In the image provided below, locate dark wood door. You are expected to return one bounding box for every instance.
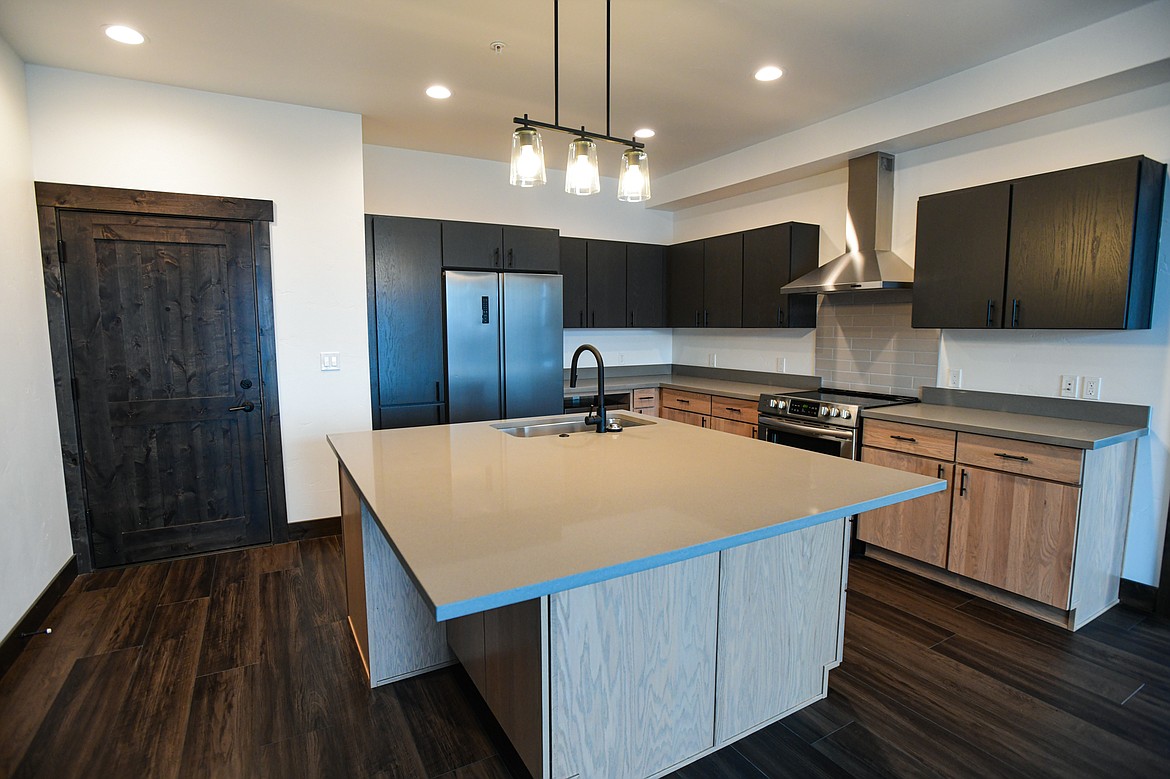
[503,226,560,271]
[587,240,627,328]
[703,233,743,328]
[560,238,588,328]
[1006,159,1144,329]
[626,242,666,327]
[742,223,819,328]
[668,240,704,327]
[368,216,445,426]
[912,182,1011,329]
[59,212,271,567]
[442,221,502,269]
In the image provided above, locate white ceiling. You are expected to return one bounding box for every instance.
[0,0,1155,176]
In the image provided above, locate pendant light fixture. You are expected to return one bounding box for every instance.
[509,0,650,201]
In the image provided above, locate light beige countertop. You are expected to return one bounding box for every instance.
[862,403,1148,449]
[564,373,802,401]
[328,412,943,620]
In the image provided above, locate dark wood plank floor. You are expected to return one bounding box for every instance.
[2,538,1167,778]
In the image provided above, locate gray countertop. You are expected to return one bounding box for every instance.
[564,373,803,402]
[861,403,1148,449]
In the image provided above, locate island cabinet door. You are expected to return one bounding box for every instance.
[549,554,718,779]
[714,518,847,743]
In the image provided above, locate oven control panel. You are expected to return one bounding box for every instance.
[786,398,823,419]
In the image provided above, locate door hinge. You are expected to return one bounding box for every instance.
[57,239,67,264]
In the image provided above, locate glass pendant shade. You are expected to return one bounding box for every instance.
[617,147,651,202]
[510,127,547,187]
[564,137,600,196]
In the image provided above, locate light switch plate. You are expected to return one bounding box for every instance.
[320,351,341,371]
[1060,375,1078,398]
[1082,376,1102,400]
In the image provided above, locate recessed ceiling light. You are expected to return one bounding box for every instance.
[104,25,146,45]
[633,128,655,139]
[426,85,452,100]
[754,65,783,82]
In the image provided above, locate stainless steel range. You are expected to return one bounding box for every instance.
[756,388,919,459]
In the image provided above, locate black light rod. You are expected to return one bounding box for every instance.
[513,116,644,149]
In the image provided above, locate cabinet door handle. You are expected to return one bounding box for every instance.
[493,248,500,267]
[959,468,969,497]
[435,381,441,401]
[986,299,996,327]
[228,401,255,413]
[579,310,584,327]
[704,310,710,327]
[629,311,634,326]
[507,248,514,267]
[890,435,917,443]
[1011,298,1020,328]
[937,464,945,479]
[995,452,1030,462]
[591,311,596,327]
[695,311,700,327]
[777,306,784,327]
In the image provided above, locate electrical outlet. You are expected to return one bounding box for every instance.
[1082,376,1102,400]
[708,352,717,367]
[320,351,341,371]
[946,368,962,388]
[618,352,626,365]
[776,357,787,373]
[1059,375,1078,398]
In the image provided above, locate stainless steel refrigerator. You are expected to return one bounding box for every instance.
[444,271,564,423]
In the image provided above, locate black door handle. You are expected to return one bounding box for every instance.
[493,248,500,267]
[1011,298,1020,328]
[228,401,255,413]
[986,299,996,327]
[507,248,514,267]
[777,306,785,327]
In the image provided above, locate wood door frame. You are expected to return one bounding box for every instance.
[36,182,288,572]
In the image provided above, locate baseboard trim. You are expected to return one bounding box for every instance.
[1119,578,1158,614]
[0,555,79,682]
[288,516,341,541]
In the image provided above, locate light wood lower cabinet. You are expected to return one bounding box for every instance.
[949,466,1079,608]
[859,419,1137,630]
[632,387,659,416]
[661,388,759,438]
[857,447,953,568]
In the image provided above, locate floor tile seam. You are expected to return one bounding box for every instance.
[721,743,777,779]
[430,753,507,779]
[832,665,1034,779]
[191,660,261,682]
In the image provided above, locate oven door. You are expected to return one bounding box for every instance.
[757,416,857,459]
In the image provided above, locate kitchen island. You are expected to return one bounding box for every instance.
[328,412,942,778]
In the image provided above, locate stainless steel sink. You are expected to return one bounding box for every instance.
[495,414,655,438]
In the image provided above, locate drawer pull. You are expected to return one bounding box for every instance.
[937,464,945,479]
[959,468,969,497]
[676,398,690,404]
[725,407,740,413]
[995,452,1030,462]
[890,435,917,443]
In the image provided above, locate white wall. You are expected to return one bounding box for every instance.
[0,41,73,639]
[562,329,672,369]
[25,67,370,524]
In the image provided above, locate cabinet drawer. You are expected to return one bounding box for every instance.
[710,395,758,423]
[709,416,755,438]
[956,433,1083,485]
[632,388,658,408]
[861,419,956,460]
[660,407,707,428]
[662,389,712,415]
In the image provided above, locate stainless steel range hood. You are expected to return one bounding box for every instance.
[782,152,915,294]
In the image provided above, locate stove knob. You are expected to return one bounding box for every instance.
[840,409,851,419]
[829,407,840,418]
[768,398,779,408]
[819,405,829,416]
[776,400,786,411]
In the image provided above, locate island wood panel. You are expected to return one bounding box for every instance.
[861,419,957,460]
[956,433,1083,485]
[339,468,369,677]
[549,554,718,779]
[360,503,452,686]
[483,599,546,779]
[857,447,954,568]
[445,612,486,697]
[714,518,845,744]
[708,416,754,438]
[1069,441,1138,629]
[948,466,1079,609]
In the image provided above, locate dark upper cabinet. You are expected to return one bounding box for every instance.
[561,237,588,328]
[441,220,502,269]
[912,183,1011,329]
[742,223,820,328]
[626,243,666,328]
[503,225,560,272]
[366,215,445,429]
[441,221,559,272]
[703,233,743,328]
[912,156,1165,330]
[586,240,627,328]
[1007,157,1162,329]
[667,240,705,327]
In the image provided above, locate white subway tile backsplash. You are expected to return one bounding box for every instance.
[815,290,939,393]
